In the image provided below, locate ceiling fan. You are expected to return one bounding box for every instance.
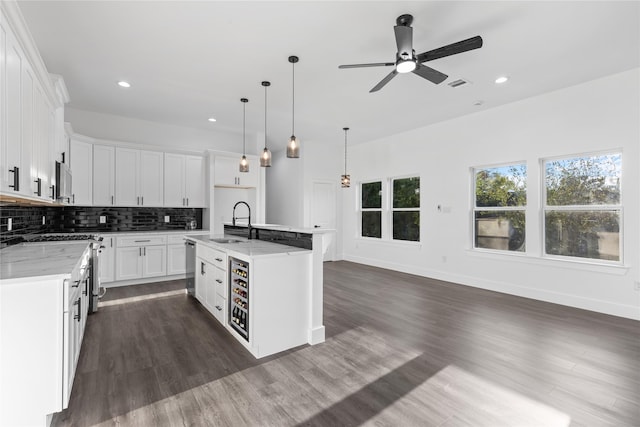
[339,14,483,93]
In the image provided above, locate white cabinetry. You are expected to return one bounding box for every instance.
[93,144,115,206]
[115,235,167,281]
[195,244,227,323]
[164,153,205,207]
[99,235,115,283]
[69,138,92,205]
[115,148,163,206]
[214,155,258,188]
[167,235,186,275]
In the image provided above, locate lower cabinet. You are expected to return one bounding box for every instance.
[115,235,167,281]
[99,235,115,284]
[167,235,186,275]
[195,244,227,325]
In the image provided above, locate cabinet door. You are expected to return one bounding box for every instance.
[99,236,115,284]
[213,292,226,324]
[139,150,164,206]
[184,155,205,207]
[21,62,34,197]
[167,243,186,275]
[115,147,138,206]
[205,262,216,312]
[142,245,166,278]
[214,155,257,188]
[115,246,142,281]
[33,81,50,199]
[164,153,185,207]
[3,26,22,193]
[93,145,115,206]
[69,139,92,205]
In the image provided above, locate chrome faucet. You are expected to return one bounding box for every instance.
[232,201,253,239]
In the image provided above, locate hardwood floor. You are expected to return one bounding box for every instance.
[53,262,640,426]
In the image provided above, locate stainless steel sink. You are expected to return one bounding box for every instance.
[210,238,242,244]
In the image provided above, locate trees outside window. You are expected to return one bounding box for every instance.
[544,152,621,262]
[361,181,382,238]
[473,164,526,252]
[392,177,420,241]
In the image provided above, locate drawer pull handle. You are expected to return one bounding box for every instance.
[215,305,222,311]
[215,279,223,284]
[215,257,223,262]
[135,240,151,243]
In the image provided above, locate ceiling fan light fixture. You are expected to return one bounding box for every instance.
[396,59,416,74]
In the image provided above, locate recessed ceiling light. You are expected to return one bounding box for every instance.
[117,81,131,88]
[495,76,509,84]
[473,100,484,106]
[208,117,217,122]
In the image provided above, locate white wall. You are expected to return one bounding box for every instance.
[66,107,256,154]
[342,69,640,320]
[265,148,305,227]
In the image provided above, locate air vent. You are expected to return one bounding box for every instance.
[448,78,471,88]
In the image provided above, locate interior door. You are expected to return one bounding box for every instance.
[311,181,337,261]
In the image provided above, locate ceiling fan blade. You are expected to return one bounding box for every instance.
[417,35,483,63]
[339,62,394,69]
[412,64,448,84]
[370,70,398,93]
[394,25,413,58]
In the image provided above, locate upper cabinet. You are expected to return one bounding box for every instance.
[164,153,205,207]
[92,144,115,206]
[115,147,163,207]
[0,5,68,202]
[69,138,92,205]
[214,155,258,188]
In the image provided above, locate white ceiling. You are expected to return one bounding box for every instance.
[17,1,640,150]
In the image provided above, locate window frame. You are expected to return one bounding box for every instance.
[472,161,527,254]
[390,175,421,242]
[541,150,623,265]
[359,180,383,239]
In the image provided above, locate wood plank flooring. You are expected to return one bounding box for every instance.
[52,262,640,426]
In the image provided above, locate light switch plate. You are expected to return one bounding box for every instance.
[7,218,12,231]
[164,216,170,223]
[99,215,106,224]
[42,216,46,225]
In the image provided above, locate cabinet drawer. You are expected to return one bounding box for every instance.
[213,294,226,324]
[213,266,226,297]
[116,235,167,247]
[196,244,227,270]
[167,234,186,245]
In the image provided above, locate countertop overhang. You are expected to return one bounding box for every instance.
[1,241,91,282]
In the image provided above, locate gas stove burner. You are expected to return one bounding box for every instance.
[27,234,101,242]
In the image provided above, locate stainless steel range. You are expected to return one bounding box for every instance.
[26,234,105,312]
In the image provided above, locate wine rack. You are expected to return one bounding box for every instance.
[229,257,249,341]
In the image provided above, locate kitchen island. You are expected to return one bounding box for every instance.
[186,234,318,358]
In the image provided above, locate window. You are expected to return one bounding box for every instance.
[361,181,382,238]
[473,164,526,252]
[544,152,621,262]
[392,177,420,241]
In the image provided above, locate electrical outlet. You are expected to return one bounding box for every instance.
[164,216,170,223]
[42,216,46,225]
[99,215,106,224]
[7,218,12,231]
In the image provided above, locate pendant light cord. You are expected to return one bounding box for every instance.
[344,128,348,174]
[264,85,268,149]
[243,101,246,155]
[291,60,295,135]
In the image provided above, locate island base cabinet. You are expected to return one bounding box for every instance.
[230,253,311,359]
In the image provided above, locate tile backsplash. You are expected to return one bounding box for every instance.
[0,205,203,247]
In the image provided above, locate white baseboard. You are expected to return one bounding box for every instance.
[103,273,186,288]
[343,254,639,321]
[308,326,326,345]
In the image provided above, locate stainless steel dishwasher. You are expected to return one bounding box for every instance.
[185,240,196,296]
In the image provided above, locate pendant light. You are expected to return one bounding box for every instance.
[286,55,300,158]
[239,98,249,173]
[260,81,272,167]
[341,127,351,188]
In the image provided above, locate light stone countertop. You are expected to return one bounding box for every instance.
[186,234,311,259]
[1,242,91,283]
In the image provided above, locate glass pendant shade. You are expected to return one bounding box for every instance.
[341,174,351,188]
[239,98,249,172]
[260,147,272,167]
[239,155,249,172]
[287,135,300,158]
